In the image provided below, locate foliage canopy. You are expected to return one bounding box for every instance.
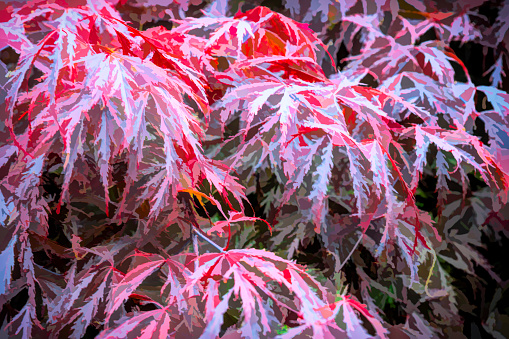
[0,0,508,337]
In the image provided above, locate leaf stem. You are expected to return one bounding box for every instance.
[192,229,199,270]
[191,224,224,252]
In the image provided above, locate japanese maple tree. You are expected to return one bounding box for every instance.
[0,0,508,338]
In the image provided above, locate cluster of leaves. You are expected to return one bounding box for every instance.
[0,0,508,337]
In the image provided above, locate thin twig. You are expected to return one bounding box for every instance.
[179,198,225,253]
[191,224,224,252]
[337,231,364,272]
[192,229,199,271]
